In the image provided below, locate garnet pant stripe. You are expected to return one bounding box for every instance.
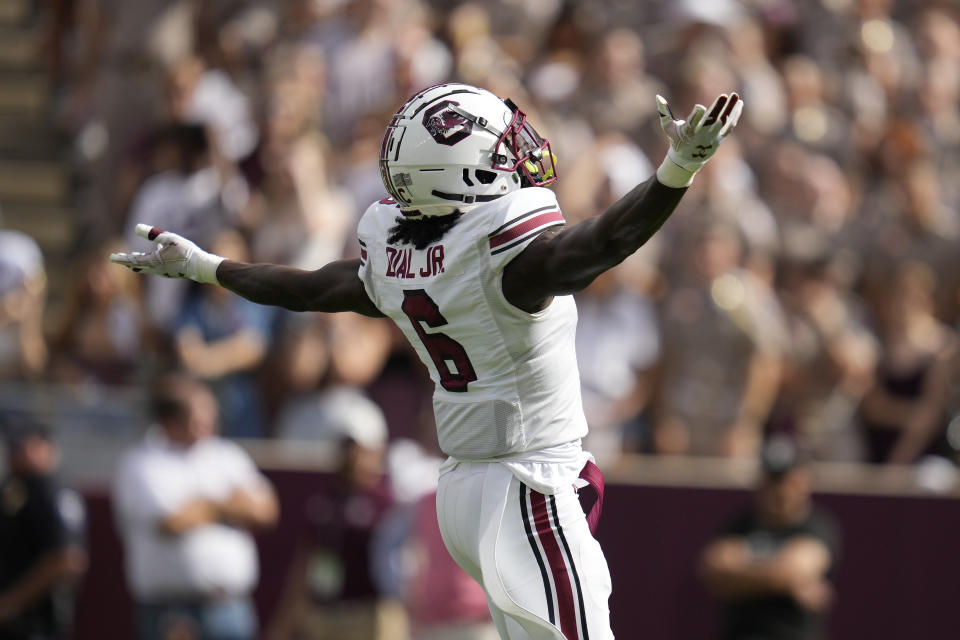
[523,484,589,640]
[530,489,576,636]
[549,494,590,640]
[520,484,555,625]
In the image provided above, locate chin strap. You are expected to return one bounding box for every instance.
[431,189,506,204]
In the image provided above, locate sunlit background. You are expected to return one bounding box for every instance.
[1,0,958,638]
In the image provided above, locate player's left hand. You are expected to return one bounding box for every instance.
[656,92,743,188]
[109,224,223,284]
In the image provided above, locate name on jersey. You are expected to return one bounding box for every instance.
[385,245,445,278]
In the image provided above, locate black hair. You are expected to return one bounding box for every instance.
[150,373,204,424]
[151,123,209,174]
[387,211,464,250]
[1,413,52,448]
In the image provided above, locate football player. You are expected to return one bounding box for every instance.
[111,83,742,639]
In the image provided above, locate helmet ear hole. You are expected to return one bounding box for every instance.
[475,169,497,185]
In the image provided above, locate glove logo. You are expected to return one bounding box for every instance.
[691,144,713,159]
[423,100,473,146]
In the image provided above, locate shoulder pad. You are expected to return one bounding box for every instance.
[486,188,564,256]
[358,197,402,235]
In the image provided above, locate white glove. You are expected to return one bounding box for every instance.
[109,224,224,284]
[656,92,744,188]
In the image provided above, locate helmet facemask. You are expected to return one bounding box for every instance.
[491,99,558,187]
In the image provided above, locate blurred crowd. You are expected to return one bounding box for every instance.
[3,0,960,470]
[1,1,957,638]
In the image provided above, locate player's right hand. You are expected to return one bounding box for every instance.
[655,92,743,188]
[109,224,223,284]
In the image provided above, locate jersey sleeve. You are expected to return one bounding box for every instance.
[111,452,174,528]
[25,481,83,552]
[803,509,842,566]
[54,488,87,546]
[356,201,382,308]
[485,187,565,271]
[216,439,269,495]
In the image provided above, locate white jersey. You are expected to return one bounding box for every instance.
[357,187,589,465]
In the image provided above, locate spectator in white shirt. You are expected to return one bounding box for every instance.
[113,374,279,640]
[0,229,48,381]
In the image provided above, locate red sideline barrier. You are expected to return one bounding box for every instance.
[74,470,960,639]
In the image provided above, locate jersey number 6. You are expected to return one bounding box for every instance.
[401,289,478,392]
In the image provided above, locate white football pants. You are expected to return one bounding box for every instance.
[436,461,614,640]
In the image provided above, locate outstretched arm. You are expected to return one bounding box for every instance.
[217,259,383,316]
[110,225,383,317]
[503,176,685,312]
[503,93,742,313]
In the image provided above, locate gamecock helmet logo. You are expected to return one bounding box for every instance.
[422,100,473,146]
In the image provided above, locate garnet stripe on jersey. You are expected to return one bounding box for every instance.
[549,494,589,640]
[520,485,555,625]
[488,205,556,238]
[489,210,564,249]
[490,220,565,256]
[530,490,579,638]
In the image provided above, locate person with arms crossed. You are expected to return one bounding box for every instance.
[112,374,279,640]
[700,437,840,640]
[111,83,742,639]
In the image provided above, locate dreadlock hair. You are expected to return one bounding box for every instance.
[387,211,464,250]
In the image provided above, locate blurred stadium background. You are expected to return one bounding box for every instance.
[1,0,959,638]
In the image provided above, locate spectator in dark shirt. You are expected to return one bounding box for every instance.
[700,437,840,640]
[859,262,956,465]
[267,409,397,640]
[0,419,87,640]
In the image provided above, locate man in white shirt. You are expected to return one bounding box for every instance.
[113,375,279,640]
[0,229,48,380]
